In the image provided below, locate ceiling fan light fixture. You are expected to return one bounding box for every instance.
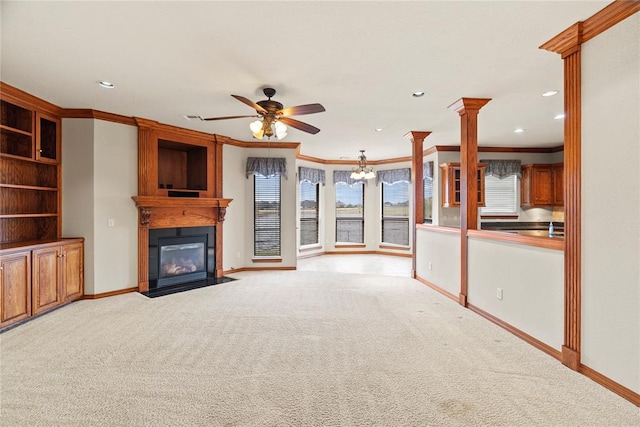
[249,119,263,133]
[274,121,288,140]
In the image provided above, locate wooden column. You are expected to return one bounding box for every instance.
[448,98,491,306]
[541,23,583,371]
[404,131,431,278]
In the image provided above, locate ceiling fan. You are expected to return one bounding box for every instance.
[201,87,325,140]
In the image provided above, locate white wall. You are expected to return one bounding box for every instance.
[222,144,246,270]
[61,119,137,295]
[467,237,564,349]
[62,119,95,292]
[229,146,298,268]
[415,227,461,297]
[92,121,138,294]
[581,13,639,393]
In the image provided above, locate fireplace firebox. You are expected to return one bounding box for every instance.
[148,227,215,289]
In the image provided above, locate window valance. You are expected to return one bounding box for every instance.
[376,168,411,186]
[333,170,366,186]
[246,157,287,179]
[423,161,434,179]
[480,159,522,179]
[299,167,326,186]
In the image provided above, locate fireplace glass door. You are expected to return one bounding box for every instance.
[157,235,207,287]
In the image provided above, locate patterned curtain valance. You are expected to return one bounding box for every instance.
[246,157,287,179]
[423,161,434,179]
[333,170,367,186]
[376,168,411,186]
[480,159,522,179]
[299,167,326,186]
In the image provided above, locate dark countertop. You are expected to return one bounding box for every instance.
[481,222,564,239]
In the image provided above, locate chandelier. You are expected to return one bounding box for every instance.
[350,150,375,180]
[249,118,288,140]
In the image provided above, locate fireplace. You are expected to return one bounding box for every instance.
[148,227,215,289]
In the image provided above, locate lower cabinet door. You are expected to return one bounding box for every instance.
[0,251,32,327]
[62,242,84,302]
[32,247,61,315]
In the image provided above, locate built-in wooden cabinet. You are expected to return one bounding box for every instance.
[521,163,564,207]
[552,163,564,206]
[1,85,84,330]
[440,162,486,207]
[1,98,61,242]
[1,239,83,328]
[0,251,31,328]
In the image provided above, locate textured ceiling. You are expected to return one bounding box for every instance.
[1,1,607,161]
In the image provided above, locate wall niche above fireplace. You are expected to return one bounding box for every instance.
[158,138,207,197]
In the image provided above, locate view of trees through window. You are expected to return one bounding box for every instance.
[254,174,281,257]
[299,181,319,246]
[335,182,364,243]
[382,181,409,245]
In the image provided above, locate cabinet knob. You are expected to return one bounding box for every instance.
[0,266,3,271]
[39,149,43,153]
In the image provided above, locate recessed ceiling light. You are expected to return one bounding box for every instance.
[98,81,115,89]
[554,113,565,120]
[412,91,425,98]
[542,90,558,97]
[514,128,525,133]
[375,128,383,132]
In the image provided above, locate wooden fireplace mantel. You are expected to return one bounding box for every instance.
[131,196,232,228]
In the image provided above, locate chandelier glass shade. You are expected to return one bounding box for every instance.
[249,118,288,140]
[350,150,375,180]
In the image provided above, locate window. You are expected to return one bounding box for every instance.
[481,174,517,215]
[423,176,433,223]
[254,174,281,257]
[381,181,410,245]
[335,182,364,243]
[300,180,319,246]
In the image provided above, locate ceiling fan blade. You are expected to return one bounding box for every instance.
[279,117,321,135]
[201,115,260,121]
[231,94,268,114]
[278,103,325,117]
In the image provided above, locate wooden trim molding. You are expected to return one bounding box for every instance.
[415,276,458,302]
[467,303,561,361]
[251,258,283,263]
[82,287,138,299]
[467,229,564,251]
[416,224,461,235]
[579,364,640,406]
[0,82,63,117]
[61,109,137,126]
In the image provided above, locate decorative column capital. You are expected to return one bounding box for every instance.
[448,98,491,115]
[403,131,432,144]
[540,22,583,58]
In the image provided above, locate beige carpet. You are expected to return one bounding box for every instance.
[1,270,638,426]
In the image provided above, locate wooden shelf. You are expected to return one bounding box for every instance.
[0,183,57,191]
[0,213,58,219]
[0,124,32,137]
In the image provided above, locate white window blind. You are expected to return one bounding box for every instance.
[300,181,319,246]
[254,174,281,256]
[481,174,517,214]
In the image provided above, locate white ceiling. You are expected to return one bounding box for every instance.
[1,1,607,161]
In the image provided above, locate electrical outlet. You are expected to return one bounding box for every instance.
[428,262,432,270]
[496,288,503,300]
[107,219,115,227]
